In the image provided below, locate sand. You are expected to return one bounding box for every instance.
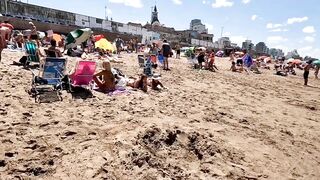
[0,49,319,179]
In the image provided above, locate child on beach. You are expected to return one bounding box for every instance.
[230,61,241,72]
[207,51,218,72]
[93,61,115,92]
[303,61,313,86]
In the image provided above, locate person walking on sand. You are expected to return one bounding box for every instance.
[175,44,181,59]
[161,40,171,71]
[303,60,313,86]
[229,51,235,62]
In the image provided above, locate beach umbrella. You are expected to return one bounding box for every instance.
[235,51,244,55]
[94,34,104,42]
[52,33,62,43]
[292,59,302,64]
[95,38,115,51]
[66,28,92,49]
[312,60,320,66]
[152,40,163,47]
[196,47,206,51]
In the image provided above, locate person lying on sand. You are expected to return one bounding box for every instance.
[147,76,165,91]
[127,74,148,92]
[93,61,115,92]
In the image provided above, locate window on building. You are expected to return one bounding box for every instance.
[96,18,103,24]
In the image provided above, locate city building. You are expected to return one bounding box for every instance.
[218,37,231,49]
[286,49,300,59]
[242,40,253,50]
[269,48,284,58]
[255,42,268,55]
[190,19,208,34]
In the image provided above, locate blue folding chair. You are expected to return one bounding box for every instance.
[31,58,67,103]
[25,41,40,66]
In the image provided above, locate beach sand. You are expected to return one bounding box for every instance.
[0,49,319,179]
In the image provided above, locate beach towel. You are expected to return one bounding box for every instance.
[243,54,253,68]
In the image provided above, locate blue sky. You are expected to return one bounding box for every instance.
[23,0,319,57]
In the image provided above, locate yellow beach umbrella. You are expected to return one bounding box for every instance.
[95,38,115,51]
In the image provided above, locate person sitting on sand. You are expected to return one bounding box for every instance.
[275,63,287,76]
[46,39,63,57]
[197,51,205,69]
[230,61,242,72]
[81,48,90,59]
[147,75,165,91]
[93,61,115,92]
[285,63,296,75]
[127,74,148,92]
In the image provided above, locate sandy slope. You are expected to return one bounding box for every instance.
[0,49,319,179]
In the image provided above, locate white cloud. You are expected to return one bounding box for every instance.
[267,36,288,44]
[172,0,183,5]
[202,0,210,4]
[287,17,308,25]
[242,0,251,4]
[302,26,316,34]
[251,15,257,21]
[212,0,234,8]
[266,23,284,29]
[229,35,247,46]
[304,36,315,43]
[298,46,320,58]
[269,28,289,32]
[109,0,143,8]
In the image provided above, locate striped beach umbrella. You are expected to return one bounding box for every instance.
[66,28,92,49]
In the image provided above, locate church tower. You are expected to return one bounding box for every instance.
[151,6,160,26]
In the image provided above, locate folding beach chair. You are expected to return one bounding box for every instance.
[138,55,145,67]
[31,57,67,103]
[25,41,40,66]
[69,60,96,90]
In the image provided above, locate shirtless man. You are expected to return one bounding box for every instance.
[303,61,313,86]
[93,61,115,92]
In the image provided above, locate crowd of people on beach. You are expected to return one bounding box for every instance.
[0,20,169,95]
[0,19,319,100]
